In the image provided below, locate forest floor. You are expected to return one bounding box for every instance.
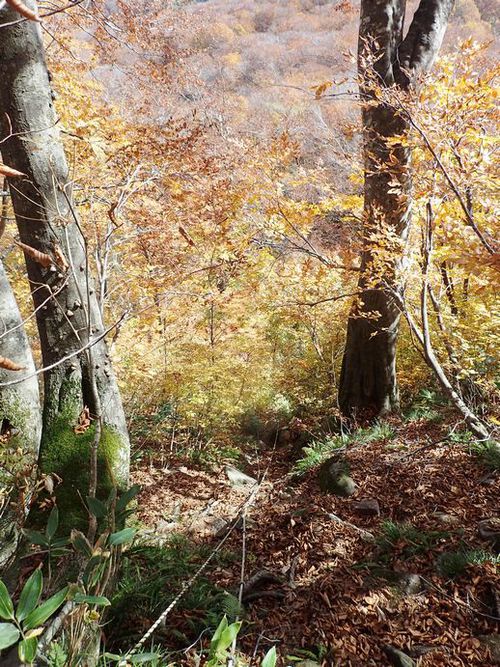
[129,416,499,666]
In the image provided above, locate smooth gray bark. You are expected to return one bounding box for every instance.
[0,1,129,490]
[0,259,41,570]
[339,0,455,417]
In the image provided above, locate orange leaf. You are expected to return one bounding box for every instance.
[15,240,53,268]
[0,355,26,371]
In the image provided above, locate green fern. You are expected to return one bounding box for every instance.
[221,591,244,622]
[292,436,345,476]
[437,549,500,578]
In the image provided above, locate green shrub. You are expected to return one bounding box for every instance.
[105,536,235,651]
[377,521,449,556]
[436,549,500,578]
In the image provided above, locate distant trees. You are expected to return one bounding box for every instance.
[0,1,129,521]
[339,0,455,418]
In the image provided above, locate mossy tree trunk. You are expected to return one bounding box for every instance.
[339,0,455,418]
[0,1,130,520]
[0,259,41,570]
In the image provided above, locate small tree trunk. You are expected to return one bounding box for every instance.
[338,0,455,417]
[0,259,41,570]
[0,1,129,524]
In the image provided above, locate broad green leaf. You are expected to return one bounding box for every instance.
[116,484,141,513]
[22,530,48,547]
[18,636,38,664]
[51,537,70,549]
[73,593,110,607]
[109,527,136,546]
[86,496,107,519]
[0,622,20,650]
[70,530,93,557]
[0,581,14,620]
[16,569,42,622]
[130,654,161,664]
[217,621,242,653]
[261,646,277,667]
[23,587,68,631]
[106,486,117,508]
[46,506,59,540]
[209,615,228,653]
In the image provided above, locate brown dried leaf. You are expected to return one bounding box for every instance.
[0,163,25,178]
[53,243,69,271]
[74,406,91,434]
[15,240,53,268]
[178,225,195,247]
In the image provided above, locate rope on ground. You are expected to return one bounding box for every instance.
[119,474,266,665]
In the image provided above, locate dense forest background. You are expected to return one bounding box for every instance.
[0,0,498,665]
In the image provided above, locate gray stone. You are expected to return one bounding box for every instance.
[225,465,257,487]
[383,645,415,667]
[318,458,356,496]
[433,511,460,527]
[478,518,500,553]
[397,573,423,595]
[353,498,380,516]
[479,634,500,664]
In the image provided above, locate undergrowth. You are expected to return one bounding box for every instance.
[470,440,500,471]
[436,548,500,578]
[292,422,398,476]
[105,535,237,653]
[376,521,450,557]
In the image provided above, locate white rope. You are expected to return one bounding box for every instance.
[118,482,262,665]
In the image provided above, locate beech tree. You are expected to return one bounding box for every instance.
[0,259,41,569]
[0,1,130,509]
[339,0,455,417]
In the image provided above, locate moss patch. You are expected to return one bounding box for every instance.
[39,418,123,533]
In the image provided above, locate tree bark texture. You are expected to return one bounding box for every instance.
[339,0,455,417]
[0,2,130,510]
[0,259,41,570]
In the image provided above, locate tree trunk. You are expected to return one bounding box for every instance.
[339,0,455,418]
[0,1,129,526]
[0,259,41,570]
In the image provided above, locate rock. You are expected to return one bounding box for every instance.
[318,457,356,497]
[353,498,380,517]
[225,465,257,487]
[295,662,321,667]
[433,511,461,527]
[478,518,500,553]
[479,634,500,664]
[408,645,436,658]
[397,573,423,595]
[383,645,416,667]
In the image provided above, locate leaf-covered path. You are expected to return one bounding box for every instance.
[131,418,499,666]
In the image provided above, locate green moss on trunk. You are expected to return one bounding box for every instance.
[40,418,124,532]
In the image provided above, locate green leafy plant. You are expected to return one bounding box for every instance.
[0,569,67,664]
[404,388,445,422]
[205,616,277,667]
[292,435,346,476]
[377,521,449,556]
[105,537,235,651]
[436,549,500,578]
[206,615,242,667]
[469,439,500,471]
[355,422,396,443]
[23,506,70,581]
